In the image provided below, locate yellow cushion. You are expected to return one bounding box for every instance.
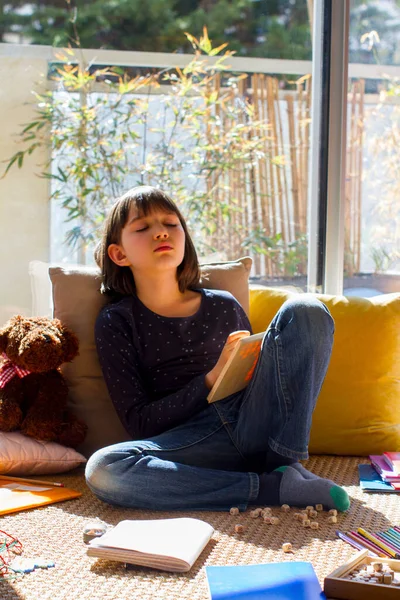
[249,287,400,456]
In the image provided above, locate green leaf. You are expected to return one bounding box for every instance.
[2,152,23,176]
[57,167,68,182]
[22,121,40,134]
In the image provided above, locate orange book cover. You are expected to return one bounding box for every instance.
[0,478,81,516]
[207,332,264,404]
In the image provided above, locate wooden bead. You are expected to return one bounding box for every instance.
[328,509,337,517]
[366,565,374,575]
[270,517,280,525]
[282,542,292,553]
[280,504,290,512]
[263,516,272,524]
[309,510,318,519]
[302,519,310,527]
[235,524,244,533]
[250,508,262,518]
[229,507,239,516]
[327,515,337,524]
[315,504,323,512]
[310,521,319,530]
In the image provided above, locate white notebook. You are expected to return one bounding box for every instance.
[87,517,214,572]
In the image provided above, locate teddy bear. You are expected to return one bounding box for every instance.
[0,315,87,448]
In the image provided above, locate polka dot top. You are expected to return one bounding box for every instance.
[95,288,252,440]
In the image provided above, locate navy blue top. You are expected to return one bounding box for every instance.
[95,288,252,440]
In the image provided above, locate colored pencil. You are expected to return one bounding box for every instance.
[380,529,400,551]
[388,527,400,544]
[354,529,392,558]
[357,527,400,559]
[347,531,382,556]
[338,527,400,559]
[336,531,373,554]
[0,475,64,488]
[375,532,400,554]
[349,531,387,557]
[380,532,400,551]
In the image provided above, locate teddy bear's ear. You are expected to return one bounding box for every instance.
[60,324,80,363]
[0,321,12,353]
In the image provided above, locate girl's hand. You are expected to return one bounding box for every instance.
[205,330,251,389]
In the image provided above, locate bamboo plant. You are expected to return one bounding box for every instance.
[4,28,274,264]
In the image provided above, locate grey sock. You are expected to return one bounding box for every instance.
[290,463,320,480]
[276,465,350,512]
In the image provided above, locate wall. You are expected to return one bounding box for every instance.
[0,49,50,323]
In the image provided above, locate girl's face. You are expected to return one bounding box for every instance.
[108,203,186,277]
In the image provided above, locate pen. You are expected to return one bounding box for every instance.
[357,527,400,559]
[0,475,64,488]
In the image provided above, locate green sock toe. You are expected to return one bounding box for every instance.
[274,466,289,473]
[278,465,350,511]
[330,485,350,512]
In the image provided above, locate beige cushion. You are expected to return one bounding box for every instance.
[49,257,252,457]
[198,257,252,315]
[0,431,86,475]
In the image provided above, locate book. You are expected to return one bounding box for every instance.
[86,517,214,572]
[358,464,400,493]
[0,478,81,516]
[207,331,265,403]
[205,561,326,600]
[369,455,400,482]
[383,452,400,475]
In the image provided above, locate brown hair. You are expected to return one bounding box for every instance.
[95,185,201,298]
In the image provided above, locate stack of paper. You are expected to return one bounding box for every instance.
[359,454,400,492]
[87,517,214,572]
[360,452,400,492]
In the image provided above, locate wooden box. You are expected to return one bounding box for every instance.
[324,549,400,599]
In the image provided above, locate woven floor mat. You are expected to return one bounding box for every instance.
[1,455,398,600]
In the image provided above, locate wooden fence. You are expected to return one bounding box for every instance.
[206,74,364,278]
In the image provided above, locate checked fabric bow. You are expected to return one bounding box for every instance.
[0,353,31,389]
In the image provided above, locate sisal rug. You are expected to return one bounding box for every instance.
[1,455,398,600]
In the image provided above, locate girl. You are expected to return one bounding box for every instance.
[85,185,350,513]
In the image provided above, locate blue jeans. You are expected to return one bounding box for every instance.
[86,296,334,511]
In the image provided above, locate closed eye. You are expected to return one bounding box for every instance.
[135,223,178,232]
